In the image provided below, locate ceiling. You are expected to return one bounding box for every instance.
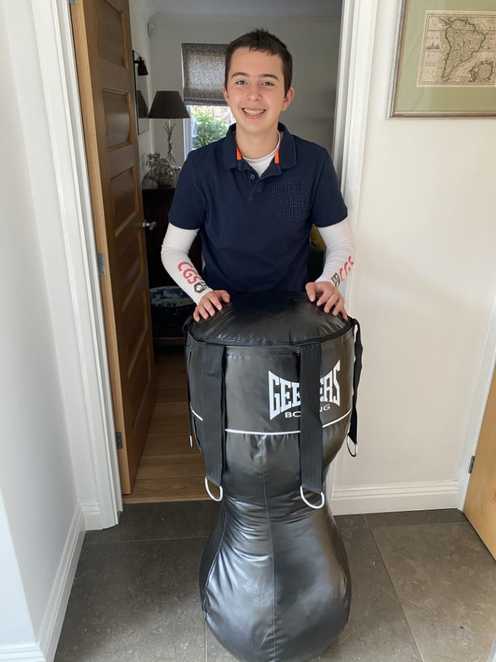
[146,0,342,18]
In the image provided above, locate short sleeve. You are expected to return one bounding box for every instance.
[168,153,206,230]
[310,149,348,227]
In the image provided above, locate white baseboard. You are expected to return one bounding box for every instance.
[80,500,103,531]
[329,479,460,515]
[0,505,85,662]
[0,643,45,661]
[39,505,85,662]
[32,505,84,662]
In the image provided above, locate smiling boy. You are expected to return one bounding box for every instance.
[161,29,354,322]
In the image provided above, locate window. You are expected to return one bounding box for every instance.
[181,43,234,155]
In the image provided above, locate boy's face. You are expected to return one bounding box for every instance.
[224,47,294,135]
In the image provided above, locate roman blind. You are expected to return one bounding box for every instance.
[182,43,228,106]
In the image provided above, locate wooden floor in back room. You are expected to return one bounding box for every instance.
[123,346,208,504]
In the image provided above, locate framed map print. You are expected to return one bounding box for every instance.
[390,0,496,116]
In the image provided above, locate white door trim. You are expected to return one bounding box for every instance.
[28,0,377,527]
[30,0,122,528]
[327,0,378,498]
[457,293,496,509]
[333,0,378,225]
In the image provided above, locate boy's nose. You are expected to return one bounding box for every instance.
[246,93,262,104]
[246,84,262,100]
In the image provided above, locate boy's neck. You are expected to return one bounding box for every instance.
[235,124,280,160]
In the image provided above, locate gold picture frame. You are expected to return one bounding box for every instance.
[389,0,496,117]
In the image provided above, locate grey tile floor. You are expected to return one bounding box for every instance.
[55,504,496,662]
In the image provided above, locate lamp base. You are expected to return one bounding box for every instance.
[143,152,178,188]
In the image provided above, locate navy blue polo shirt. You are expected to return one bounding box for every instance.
[168,121,347,294]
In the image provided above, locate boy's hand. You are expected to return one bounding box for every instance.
[305,281,348,320]
[193,290,231,322]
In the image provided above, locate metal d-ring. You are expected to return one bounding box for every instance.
[204,476,224,502]
[346,436,357,457]
[299,485,325,510]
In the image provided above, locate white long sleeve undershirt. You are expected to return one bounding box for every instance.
[161,218,354,305]
[315,220,355,289]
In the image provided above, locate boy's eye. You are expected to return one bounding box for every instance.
[233,80,274,87]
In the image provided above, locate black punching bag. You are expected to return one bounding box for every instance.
[183,292,363,662]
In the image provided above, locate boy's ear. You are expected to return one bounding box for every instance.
[223,87,229,103]
[282,86,295,110]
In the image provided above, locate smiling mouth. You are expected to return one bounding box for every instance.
[242,108,266,118]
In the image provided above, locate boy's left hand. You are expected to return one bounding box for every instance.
[305,281,348,320]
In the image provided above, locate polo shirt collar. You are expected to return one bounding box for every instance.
[221,121,296,171]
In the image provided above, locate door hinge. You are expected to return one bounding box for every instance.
[116,432,123,450]
[97,252,105,276]
[468,455,476,474]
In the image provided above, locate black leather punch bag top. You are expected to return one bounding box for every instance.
[183,291,363,662]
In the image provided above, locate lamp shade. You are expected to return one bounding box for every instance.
[148,91,190,119]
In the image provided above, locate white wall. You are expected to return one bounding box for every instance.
[0,0,84,657]
[332,0,496,512]
[129,0,155,176]
[0,496,35,648]
[148,12,341,164]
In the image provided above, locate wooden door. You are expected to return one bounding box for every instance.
[464,367,496,559]
[70,0,155,493]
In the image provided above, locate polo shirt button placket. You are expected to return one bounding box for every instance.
[248,171,257,200]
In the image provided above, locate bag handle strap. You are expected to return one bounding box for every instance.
[184,344,198,450]
[198,343,226,489]
[347,318,363,457]
[299,342,324,494]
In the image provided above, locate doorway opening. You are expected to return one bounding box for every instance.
[70,0,348,504]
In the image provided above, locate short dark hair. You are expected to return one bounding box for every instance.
[224,29,293,96]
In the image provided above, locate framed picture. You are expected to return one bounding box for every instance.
[389,0,496,116]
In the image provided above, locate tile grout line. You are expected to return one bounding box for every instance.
[364,514,428,662]
[84,534,212,546]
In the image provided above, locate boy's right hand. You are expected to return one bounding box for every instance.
[193,290,231,322]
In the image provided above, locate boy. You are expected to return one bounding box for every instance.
[161,29,353,322]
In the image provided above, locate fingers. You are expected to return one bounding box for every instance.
[305,282,317,302]
[203,297,219,317]
[313,285,347,318]
[308,283,348,319]
[324,295,348,319]
[193,290,231,322]
[308,281,336,307]
[323,293,339,313]
[317,291,331,306]
[332,297,347,318]
[193,305,209,321]
[330,299,348,320]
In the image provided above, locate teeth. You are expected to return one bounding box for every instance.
[243,109,265,116]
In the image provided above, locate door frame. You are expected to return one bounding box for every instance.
[29,0,123,527]
[28,0,460,528]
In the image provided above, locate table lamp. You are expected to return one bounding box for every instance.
[148,90,190,170]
